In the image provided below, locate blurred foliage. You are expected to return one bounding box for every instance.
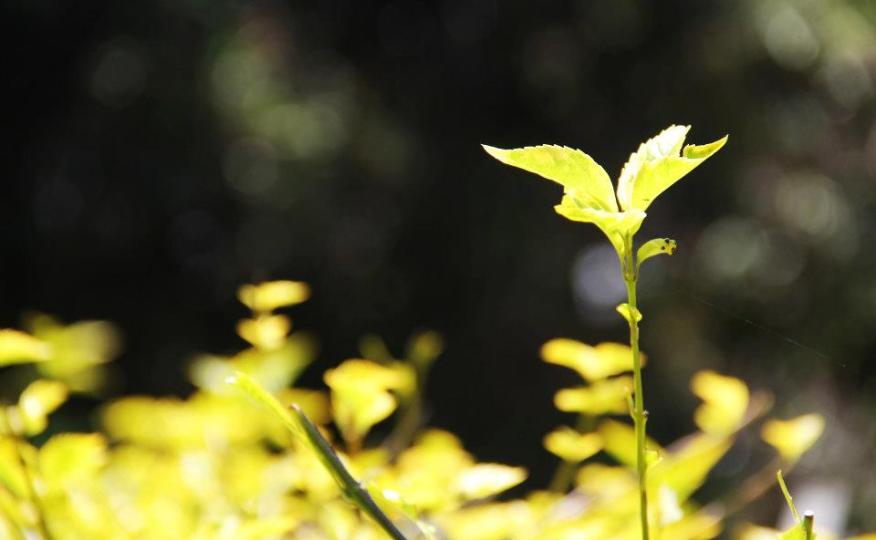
[0,281,866,539]
[6,0,876,534]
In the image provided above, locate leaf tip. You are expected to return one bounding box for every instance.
[481,144,506,161]
[712,134,729,150]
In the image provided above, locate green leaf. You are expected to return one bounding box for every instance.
[554,196,645,257]
[16,379,68,436]
[236,314,291,351]
[779,525,808,540]
[323,359,413,444]
[237,280,310,313]
[598,419,661,469]
[616,125,727,211]
[405,330,444,369]
[543,427,602,462]
[616,303,643,324]
[637,238,678,268]
[27,315,121,393]
[554,376,633,416]
[690,370,749,436]
[650,432,733,503]
[38,433,106,490]
[0,330,51,366]
[540,340,641,382]
[762,414,824,463]
[482,144,618,212]
[0,438,30,498]
[453,463,527,499]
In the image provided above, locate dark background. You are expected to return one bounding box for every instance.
[4,0,876,533]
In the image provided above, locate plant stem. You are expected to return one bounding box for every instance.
[384,394,423,458]
[228,373,408,538]
[290,405,408,540]
[385,360,432,459]
[803,511,814,540]
[623,240,649,540]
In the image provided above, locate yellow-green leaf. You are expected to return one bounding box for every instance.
[0,438,30,498]
[617,125,727,211]
[575,462,638,498]
[277,387,331,425]
[650,432,733,503]
[762,414,825,463]
[190,333,314,394]
[543,427,602,462]
[17,379,68,436]
[38,433,107,489]
[482,144,618,212]
[737,524,786,540]
[541,340,641,382]
[331,385,398,445]
[779,523,809,540]
[660,510,723,540]
[616,303,643,324]
[554,196,646,257]
[0,330,50,365]
[324,359,413,393]
[454,463,527,500]
[394,429,474,510]
[236,314,291,351]
[437,500,535,540]
[637,238,677,268]
[554,376,633,416]
[406,330,444,369]
[599,419,661,469]
[237,280,310,313]
[690,370,749,436]
[658,485,684,526]
[27,315,120,393]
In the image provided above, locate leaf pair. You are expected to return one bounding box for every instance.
[483,126,727,260]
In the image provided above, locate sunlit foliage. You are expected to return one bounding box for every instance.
[0,124,868,539]
[0,277,861,539]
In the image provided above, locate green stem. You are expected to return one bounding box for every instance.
[624,239,649,540]
[384,361,432,458]
[776,470,801,522]
[384,395,422,458]
[290,405,408,540]
[547,460,576,494]
[803,511,814,540]
[228,373,408,538]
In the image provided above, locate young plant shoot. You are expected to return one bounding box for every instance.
[483,125,728,539]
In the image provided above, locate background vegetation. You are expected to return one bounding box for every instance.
[5,0,876,534]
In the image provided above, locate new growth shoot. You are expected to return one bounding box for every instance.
[484,125,727,539]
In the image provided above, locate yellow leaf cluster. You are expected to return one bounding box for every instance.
[0,282,852,540]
